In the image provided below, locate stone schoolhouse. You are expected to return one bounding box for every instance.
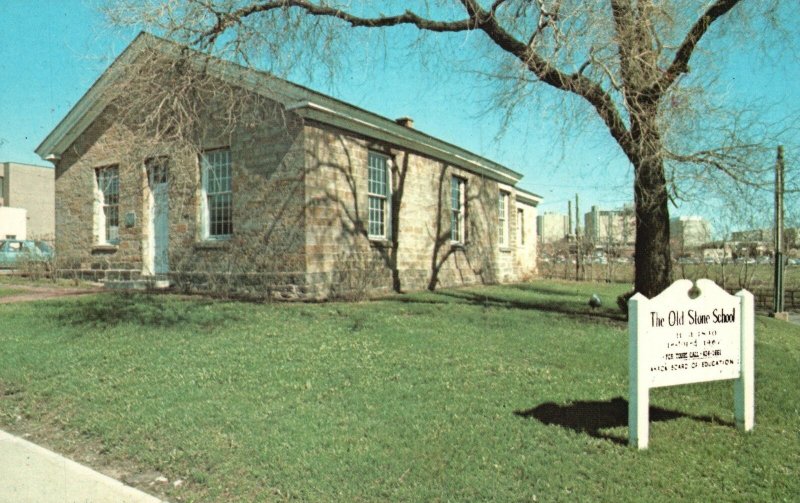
[36,33,541,299]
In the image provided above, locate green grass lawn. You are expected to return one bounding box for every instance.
[0,281,797,502]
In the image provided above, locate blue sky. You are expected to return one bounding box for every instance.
[1,1,798,230]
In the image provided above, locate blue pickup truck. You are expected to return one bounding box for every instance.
[0,240,54,268]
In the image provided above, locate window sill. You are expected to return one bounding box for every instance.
[194,240,230,250]
[499,247,512,253]
[450,242,466,250]
[369,238,392,249]
[92,244,118,253]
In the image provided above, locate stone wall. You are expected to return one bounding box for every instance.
[54,91,310,296]
[56,108,141,279]
[166,100,309,297]
[302,122,532,297]
[54,82,536,298]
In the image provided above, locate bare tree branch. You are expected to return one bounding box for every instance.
[185,0,638,162]
[197,0,476,46]
[657,0,743,95]
[665,145,768,186]
[100,0,793,298]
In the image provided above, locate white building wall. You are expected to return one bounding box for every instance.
[0,207,27,239]
[537,212,569,244]
[2,162,55,240]
[515,200,539,276]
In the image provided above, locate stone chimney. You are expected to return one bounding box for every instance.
[395,116,414,128]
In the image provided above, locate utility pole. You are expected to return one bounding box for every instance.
[773,145,786,316]
[575,194,582,281]
[568,200,573,236]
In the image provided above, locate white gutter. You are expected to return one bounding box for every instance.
[515,188,543,207]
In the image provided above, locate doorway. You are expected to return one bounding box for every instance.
[146,158,169,275]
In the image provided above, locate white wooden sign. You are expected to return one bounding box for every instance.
[629,279,754,449]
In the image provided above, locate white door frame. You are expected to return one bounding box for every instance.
[146,160,169,275]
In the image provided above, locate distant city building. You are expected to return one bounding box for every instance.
[537,212,569,244]
[703,247,731,263]
[584,205,635,246]
[730,227,799,249]
[0,162,55,240]
[670,216,712,249]
[731,229,771,243]
[0,207,27,239]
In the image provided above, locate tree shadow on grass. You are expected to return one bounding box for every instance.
[515,396,734,445]
[380,295,453,306]
[53,292,227,330]
[507,283,606,297]
[428,290,627,325]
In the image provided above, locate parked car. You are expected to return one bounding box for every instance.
[0,240,54,268]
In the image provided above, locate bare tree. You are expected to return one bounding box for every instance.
[101,0,797,296]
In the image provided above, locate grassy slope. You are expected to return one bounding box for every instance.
[0,281,797,502]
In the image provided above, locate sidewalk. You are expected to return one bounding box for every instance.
[0,429,166,503]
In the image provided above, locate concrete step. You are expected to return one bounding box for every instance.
[103,278,171,291]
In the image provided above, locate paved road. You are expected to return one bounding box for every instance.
[0,430,166,503]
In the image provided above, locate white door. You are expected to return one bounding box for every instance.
[148,161,169,274]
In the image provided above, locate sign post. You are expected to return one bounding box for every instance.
[628,279,754,449]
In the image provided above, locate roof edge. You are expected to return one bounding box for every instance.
[36,32,526,188]
[36,32,154,160]
[515,187,543,207]
[290,101,522,185]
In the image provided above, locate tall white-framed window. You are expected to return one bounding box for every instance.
[498,190,510,247]
[200,148,232,240]
[95,165,119,245]
[517,208,525,246]
[451,176,466,243]
[367,151,390,239]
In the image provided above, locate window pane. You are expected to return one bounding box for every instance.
[96,166,120,244]
[368,152,389,237]
[106,205,119,242]
[368,153,387,196]
[202,149,232,238]
[451,178,460,211]
[147,157,168,184]
[451,177,464,243]
[209,193,232,237]
[498,192,507,245]
[368,196,385,237]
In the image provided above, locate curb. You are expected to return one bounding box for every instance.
[0,429,167,503]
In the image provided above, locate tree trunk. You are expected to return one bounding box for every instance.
[632,113,672,298]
